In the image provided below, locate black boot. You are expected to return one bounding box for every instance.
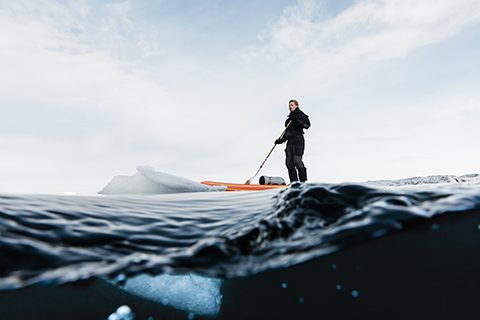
[298,167,307,182]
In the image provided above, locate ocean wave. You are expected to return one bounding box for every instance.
[1,173,479,290]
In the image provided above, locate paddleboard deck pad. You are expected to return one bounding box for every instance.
[201,181,287,191]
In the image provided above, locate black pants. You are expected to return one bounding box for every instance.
[285,136,307,183]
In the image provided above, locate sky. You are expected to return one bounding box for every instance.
[0,0,479,194]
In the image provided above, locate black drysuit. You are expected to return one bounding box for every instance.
[276,108,311,183]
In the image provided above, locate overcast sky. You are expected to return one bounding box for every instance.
[1,0,479,194]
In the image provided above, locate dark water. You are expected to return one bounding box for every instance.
[1,175,480,291]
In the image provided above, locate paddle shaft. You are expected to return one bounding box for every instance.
[245,120,292,184]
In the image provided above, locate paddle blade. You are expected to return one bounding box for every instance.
[244,178,252,185]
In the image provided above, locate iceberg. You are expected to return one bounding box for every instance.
[118,273,223,316]
[98,166,226,195]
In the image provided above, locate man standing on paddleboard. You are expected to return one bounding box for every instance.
[275,99,311,183]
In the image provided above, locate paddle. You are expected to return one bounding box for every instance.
[245,120,292,185]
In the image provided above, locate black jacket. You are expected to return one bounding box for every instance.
[279,108,310,143]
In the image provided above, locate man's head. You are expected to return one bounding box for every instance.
[289,99,299,112]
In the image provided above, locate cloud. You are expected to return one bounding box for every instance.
[251,0,480,71]
[0,1,276,193]
[0,1,184,146]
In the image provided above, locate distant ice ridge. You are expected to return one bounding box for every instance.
[366,173,480,187]
[98,166,226,195]
[118,273,223,316]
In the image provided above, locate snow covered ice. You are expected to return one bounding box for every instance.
[98,166,226,195]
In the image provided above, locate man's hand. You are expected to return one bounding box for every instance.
[275,138,284,145]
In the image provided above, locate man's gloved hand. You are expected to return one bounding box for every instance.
[275,138,284,145]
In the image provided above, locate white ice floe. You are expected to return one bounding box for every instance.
[366,173,480,187]
[98,166,226,195]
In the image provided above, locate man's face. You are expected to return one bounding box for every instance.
[289,102,298,112]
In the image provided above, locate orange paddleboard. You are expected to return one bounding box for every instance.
[201,181,287,192]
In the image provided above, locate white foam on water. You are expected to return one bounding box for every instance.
[98,166,226,195]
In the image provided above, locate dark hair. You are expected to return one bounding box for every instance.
[289,99,299,106]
